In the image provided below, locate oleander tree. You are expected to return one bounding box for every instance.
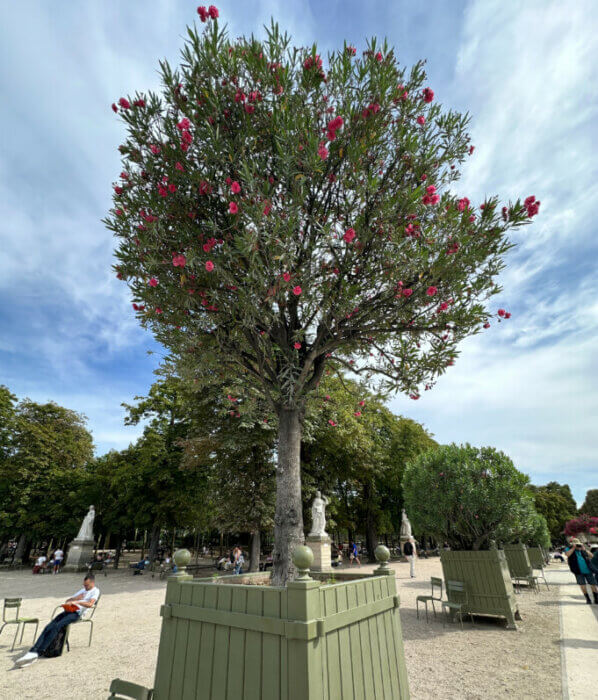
[402,444,538,550]
[564,514,598,538]
[105,7,540,583]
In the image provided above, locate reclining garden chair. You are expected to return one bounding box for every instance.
[108,678,153,699]
[0,598,39,651]
[442,580,474,630]
[416,576,443,622]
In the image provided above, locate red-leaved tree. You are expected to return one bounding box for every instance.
[564,515,598,538]
[105,9,540,584]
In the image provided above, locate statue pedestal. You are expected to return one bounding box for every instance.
[306,535,332,572]
[64,538,94,572]
[399,537,409,559]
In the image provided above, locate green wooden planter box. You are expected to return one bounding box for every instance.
[440,549,519,629]
[152,563,409,699]
[526,547,545,570]
[503,543,533,578]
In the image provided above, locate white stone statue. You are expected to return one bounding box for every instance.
[76,505,95,542]
[400,508,412,540]
[308,491,329,537]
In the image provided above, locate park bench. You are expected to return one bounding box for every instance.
[87,561,108,577]
[0,598,39,651]
[108,678,153,699]
[416,576,443,622]
[52,592,101,648]
[442,580,474,630]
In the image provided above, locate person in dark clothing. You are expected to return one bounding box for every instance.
[16,574,99,666]
[565,538,598,604]
[403,538,417,577]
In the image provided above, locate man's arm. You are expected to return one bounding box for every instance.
[564,547,576,558]
[65,592,85,603]
[77,598,97,608]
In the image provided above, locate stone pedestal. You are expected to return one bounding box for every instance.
[64,538,94,572]
[306,535,332,572]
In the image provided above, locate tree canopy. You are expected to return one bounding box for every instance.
[579,489,598,518]
[105,8,540,582]
[403,444,541,550]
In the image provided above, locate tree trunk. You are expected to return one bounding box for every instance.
[148,523,161,561]
[363,483,378,563]
[272,407,304,586]
[114,534,123,569]
[249,530,261,572]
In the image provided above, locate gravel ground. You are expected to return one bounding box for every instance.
[0,558,561,699]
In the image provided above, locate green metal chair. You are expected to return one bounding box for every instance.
[108,678,153,699]
[0,598,39,651]
[442,580,474,630]
[52,592,100,647]
[416,576,443,622]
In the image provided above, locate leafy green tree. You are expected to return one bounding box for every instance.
[106,11,539,582]
[0,386,16,463]
[529,486,575,542]
[303,376,436,559]
[403,444,536,550]
[580,489,598,517]
[0,399,94,553]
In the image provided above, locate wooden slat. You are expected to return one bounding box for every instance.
[211,585,233,700]
[261,589,282,700]
[182,584,204,700]
[153,579,183,699]
[242,588,263,700]
[196,585,217,700]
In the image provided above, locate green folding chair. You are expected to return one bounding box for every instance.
[416,576,443,622]
[442,580,474,630]
[0,598,39,651]
[52,592,101,647]
[108,678,153,699]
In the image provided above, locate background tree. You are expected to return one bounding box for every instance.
[403,444,538,550]
[0,398,94,560]
[106,10,539,583]
[302,375,436,559]
[528,484,576,542]
[579,489,598,517]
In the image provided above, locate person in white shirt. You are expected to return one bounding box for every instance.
[16,574,100,666]
[52,549,64,574]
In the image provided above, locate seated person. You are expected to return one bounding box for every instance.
[133,557,151,575]
[16,574,99,666]
[33,554,47,574]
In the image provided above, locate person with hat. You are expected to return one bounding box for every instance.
[565,537,598,604]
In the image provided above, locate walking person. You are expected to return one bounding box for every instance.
[349,541,361,566]
[15,574,100,666]
[565,538,598,604]
[52,547,64,574]
[403,537,417,578]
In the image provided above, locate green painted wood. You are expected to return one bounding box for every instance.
[152,572,409,700]
[503,544,533,578]
[242,588,263,700]
[527,547,544,569]
[441,550,518,629]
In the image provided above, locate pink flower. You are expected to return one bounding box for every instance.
[346,46,356,56]
[199,181,212,195]
[426,185,437,194]
[208,5,219,18]
[134,99,146,108]
[426,286,437,296]
[343,227,356,243]
[303,55,323,71]
[438,301,448,311]
[328,419,336,426]
[175,162,184,171]
[483,322,490,329]
[155,307,162,314]
[205,260,214,272]
[283,272,291,282]
[118,97,131,109]
[197,6,208,21]
[263,201,271,216]
[359,400,365,407]
[505,312,512,319]
[375,51,383,62]
[244,104,255,114]
[228,202,239,214]
[354,411,362,417]
[402,288,413,297]
[422,87,434,103]
[292,286,302,296]
[457,197,470,212]
[111,103,118,113]
[318,142,328,160]
[150,144,161,155]
[172,253,186,267]
[409,394,420,400]
[293,342,301,349]
[524,195,540,218]
[416,115,426,125]
[469,145,475,155]
[498,308,506,317]
[113,185,123,195]
[231,181,241,194]
[149,278,158,287]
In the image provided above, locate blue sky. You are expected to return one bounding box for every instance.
[1,1,596,504]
